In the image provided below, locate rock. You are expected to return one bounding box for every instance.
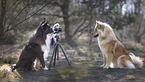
[125,75,136,80]
[105,74,115,79]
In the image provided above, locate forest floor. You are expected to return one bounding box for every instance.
[0,35,145,82]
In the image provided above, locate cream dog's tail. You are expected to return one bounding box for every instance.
[129,53,144,68]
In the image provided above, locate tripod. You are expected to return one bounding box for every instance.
[48,34,72,70]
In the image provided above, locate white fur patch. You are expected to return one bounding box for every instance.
[109,62,114,68]
[129,53,143,68]
[43,66,48,70]
[42,34,53,60]
[126,61,135,69]
[117,55,135,69]
[34,34,53,70]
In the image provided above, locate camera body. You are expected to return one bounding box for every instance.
[52,23,62,33]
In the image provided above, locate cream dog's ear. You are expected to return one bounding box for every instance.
[96,20,101,24]
[96,20,99,23]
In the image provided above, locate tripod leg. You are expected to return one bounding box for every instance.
[53,45,58,67]
[58,44,72,67]
[48,44,57,70]
[57,47,59,60]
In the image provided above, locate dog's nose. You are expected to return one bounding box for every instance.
[94,34,99,37]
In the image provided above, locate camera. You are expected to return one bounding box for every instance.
[53,23,62,33]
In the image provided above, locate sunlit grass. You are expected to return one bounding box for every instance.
[0,64,22,82]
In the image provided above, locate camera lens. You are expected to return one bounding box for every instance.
[59,28,62,32]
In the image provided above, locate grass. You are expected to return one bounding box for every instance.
[0,64,22,82]
[0,32,145,81]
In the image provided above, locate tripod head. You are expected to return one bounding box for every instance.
[52,23,62,43]
[52,23,62,33]
[49,33,71,70]
[54,34,60,42]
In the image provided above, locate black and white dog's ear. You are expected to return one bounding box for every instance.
[44,22,48,26]
[40,20,45,26]
[43,21,51,31]
[44,21,49,26]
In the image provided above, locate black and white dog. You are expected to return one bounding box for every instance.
[12,20,53,71]
[38,23,62,70]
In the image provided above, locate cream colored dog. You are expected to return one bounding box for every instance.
[93,20,143,69]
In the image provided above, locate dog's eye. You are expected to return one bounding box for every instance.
[98,25,101,29]
[98,25,103,29]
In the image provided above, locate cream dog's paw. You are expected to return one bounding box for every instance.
[103,65,109,69]
[100,64,105,67]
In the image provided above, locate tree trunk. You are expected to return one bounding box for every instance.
[135,35,141,43]
[135,32,145,43]
[59,0,85,55]
[61,0,77,47]
[0,0,6,42]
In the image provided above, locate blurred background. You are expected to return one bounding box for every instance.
[0,0,145,69]
[0,0,145,81]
